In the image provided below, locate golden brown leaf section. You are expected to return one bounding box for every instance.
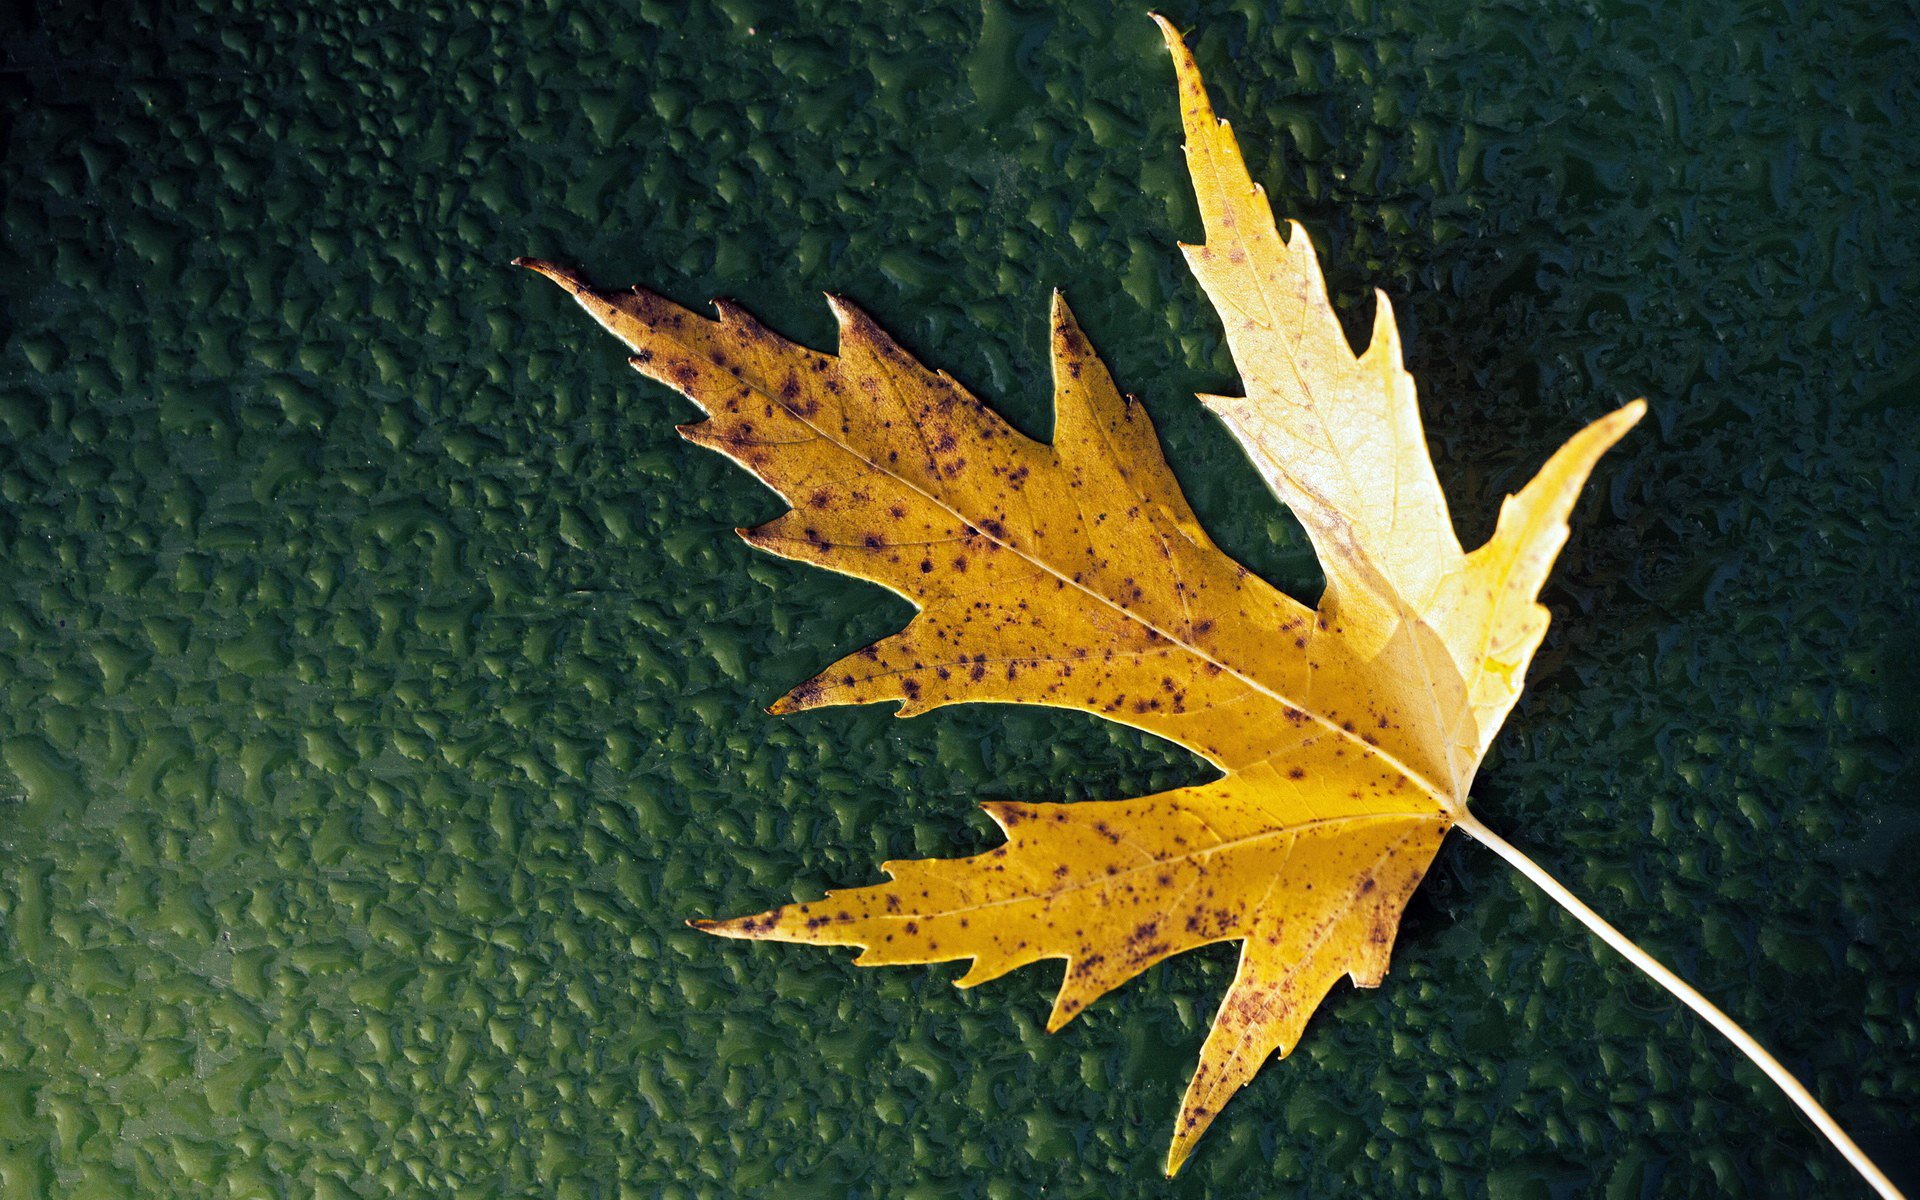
[696,779,1445,1170]
[514,263,1447,788]
[697,784,1442,1032]
[517,257,1455,1167]
[518,14,1640,1177]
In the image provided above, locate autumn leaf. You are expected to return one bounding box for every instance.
[520,39,1630,1168]
[517,17,1903,1197]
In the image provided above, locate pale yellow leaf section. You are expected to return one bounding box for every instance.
[1156,13,1643,776]
[1155,15,1459,614]
[1428,400,1645,756]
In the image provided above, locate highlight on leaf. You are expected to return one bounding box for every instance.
[517,15,1905,1198]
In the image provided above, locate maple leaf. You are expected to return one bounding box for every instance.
[517,18,1903,1196]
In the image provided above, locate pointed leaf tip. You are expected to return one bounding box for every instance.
[513,257,588,293]
[687,912,780,940]
[1164,1139,1190,1178]
[1049,290,1077,330]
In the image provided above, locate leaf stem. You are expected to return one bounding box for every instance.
[1452,808,1906,1200]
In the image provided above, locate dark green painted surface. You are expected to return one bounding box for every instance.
[1,0,1915,1195]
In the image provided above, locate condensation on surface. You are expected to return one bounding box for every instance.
[0,1,1915,1197]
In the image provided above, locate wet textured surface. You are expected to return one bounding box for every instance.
[1,1,1916,1196]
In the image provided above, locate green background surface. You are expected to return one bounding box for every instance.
[1,0,1916,1196]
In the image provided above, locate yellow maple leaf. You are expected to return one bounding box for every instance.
[517,18,1902,1195]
